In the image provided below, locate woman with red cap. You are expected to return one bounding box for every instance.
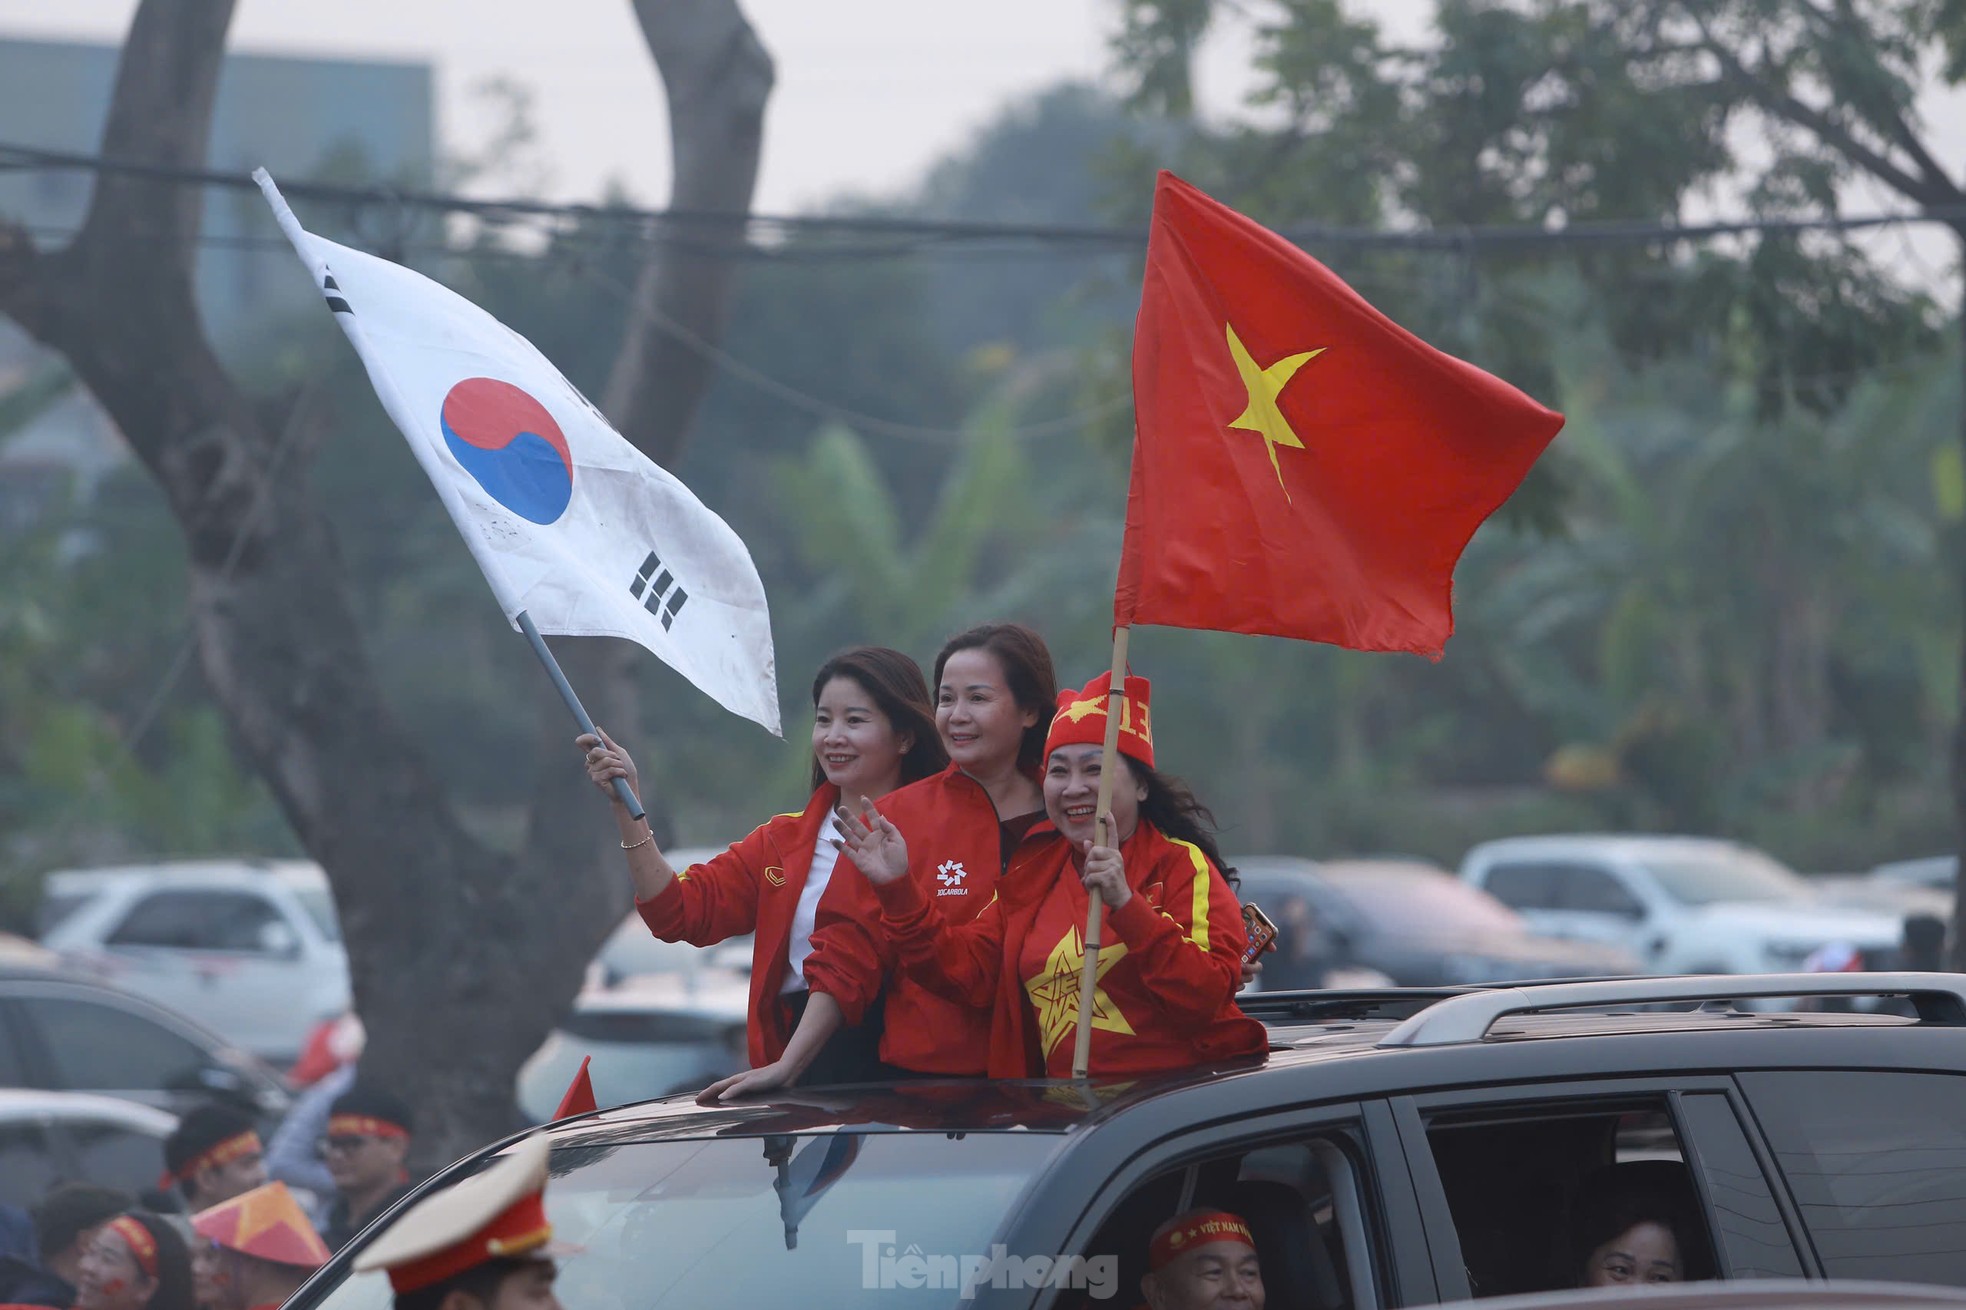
[580,646,946,1085]
[837,670,1267,1078]
[703,623,1059,1098]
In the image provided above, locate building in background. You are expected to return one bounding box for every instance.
[0,35,434,522]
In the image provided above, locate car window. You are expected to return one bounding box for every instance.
[38,889,97,936]
[1423,1099,1718,1298]
[1640,851,1807,905]
[1560,869,1644,917]
[1673,1093,1803,1279]
[1324,871,1523,935]
[1482,863,1562,911]
[0,1121,59,1209]
[63,1120,169,1194]
[106,889,285,953]
[0,1006,30,1086]
[18,996,211,1093]
[294,888,342,943]
[295,1132,1065,1310]
[1069,1128,1373,1310]
[1739,1071,1966,1287]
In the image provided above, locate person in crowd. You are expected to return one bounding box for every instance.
[71,1214,192,1310]
[580,645,947,1086]
[839,670,1268,1078]
[320,1086,415,1252]
[0,1185,134,1310]
[1139,1209,1264,1310]
[1561,1163,1694,1288]
[160,1107,265,1216]
[704,623,1060,1098]
[354,1135,564,1310]
[189,1183,328,1310]
[265,1060,357,1227]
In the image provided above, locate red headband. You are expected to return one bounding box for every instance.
[160,1129,262,1190]
[328,1114,410,1141]
[1043,671,1154,769]
[1148,1211,1255,1271]
[108,1217,159,1280]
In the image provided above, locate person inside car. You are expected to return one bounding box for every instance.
[1562,1163,1694,1289]
[703,624,1061,1099]
[190,1182,328,1310]
[73,1214,192,1310]
[161,1105,265,1216]
[835,670,1268,1078]
[1140,1209,1264,1310]
[582,645,947,1087]
[353,1135,564,1310]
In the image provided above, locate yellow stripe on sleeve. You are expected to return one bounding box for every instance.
[1166,838,1211,949]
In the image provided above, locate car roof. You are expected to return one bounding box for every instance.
[44,858,326,891]
[520,974,1966,1144]
[0,1087,178,1131]
[1465,833,1764,861]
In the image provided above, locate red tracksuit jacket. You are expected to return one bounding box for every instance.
[636,782,843,1068]
[871,820,1269,1078]
[803,764,1048,1074]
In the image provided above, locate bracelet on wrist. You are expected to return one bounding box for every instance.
[621,827,655,851]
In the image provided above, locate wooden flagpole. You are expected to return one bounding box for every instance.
[1071,624,1131,1078]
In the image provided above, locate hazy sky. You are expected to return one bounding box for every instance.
[0,0,1425,211]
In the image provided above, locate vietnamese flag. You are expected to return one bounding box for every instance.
[1114,172,1564,658]
[552,1055,597,1119]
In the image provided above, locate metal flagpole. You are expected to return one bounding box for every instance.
[1071,624,1131,1078]
[517,612,646,822]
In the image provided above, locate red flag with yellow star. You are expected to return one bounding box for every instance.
[1115,172,1564,657]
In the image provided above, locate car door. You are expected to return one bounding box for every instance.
[53,1114,174,1197]
[1383,1076,1805,1302]
[1010,1100,1412,1310]
[100,887,311,1057]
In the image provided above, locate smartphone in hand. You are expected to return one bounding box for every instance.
[1241,902,1279,964]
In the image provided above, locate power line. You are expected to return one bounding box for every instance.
[8,139,1966,255]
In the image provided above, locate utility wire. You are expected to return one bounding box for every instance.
[9,139,1966,254]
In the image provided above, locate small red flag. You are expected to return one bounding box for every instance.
[553,1055,597,1119]
[1115,172,1564,658]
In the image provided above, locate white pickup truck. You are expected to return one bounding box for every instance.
[1458,834,1906,974]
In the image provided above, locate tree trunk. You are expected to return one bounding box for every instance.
[1951,235,1966,971]
[0,0,774,1168]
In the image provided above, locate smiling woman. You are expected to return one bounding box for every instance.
[577,646,945,1090]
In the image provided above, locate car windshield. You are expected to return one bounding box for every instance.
[294,1131,1064,1310]
[1640,850,1808,905]
[1321,867,1525,935]
[294,889,341,942]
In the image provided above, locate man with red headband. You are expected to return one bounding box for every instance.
[161,1105,266,1215]
[354,1135,564,1310]
[321,1085,415,1252]
[191,1183,328,1310]
[842,671,1267,1077]
[1141,1210,1264,1310]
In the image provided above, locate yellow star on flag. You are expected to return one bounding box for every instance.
[1225,321,1326,501]
[1025,924,1133,1057]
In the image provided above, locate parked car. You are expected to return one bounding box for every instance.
[516,972,749,1121]
[0,1089,178,1208]
[0,965,288,1121]
[290,971,1966,1309]
[1460,835,1906,974]
[39,859,350,1062]
[1235,855,1640,988]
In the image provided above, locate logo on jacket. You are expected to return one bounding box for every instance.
[764,865,785,888]
[935,860,968,896]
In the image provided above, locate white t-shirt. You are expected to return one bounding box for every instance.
[782,810,843,994]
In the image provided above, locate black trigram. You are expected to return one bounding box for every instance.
[629,550,689,631]
[322,273,352,316]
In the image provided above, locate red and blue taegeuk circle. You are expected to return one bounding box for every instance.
[439,377,574,525]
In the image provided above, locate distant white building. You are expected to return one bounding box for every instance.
[0,35,434,524]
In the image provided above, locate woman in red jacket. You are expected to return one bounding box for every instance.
[578,645,945,1084]
[702,622,1058,1099]
[839,669,1268,1078]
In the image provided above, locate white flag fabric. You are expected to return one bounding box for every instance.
[255,170,780,735]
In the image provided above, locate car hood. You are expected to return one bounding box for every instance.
[1689,901,1904,945]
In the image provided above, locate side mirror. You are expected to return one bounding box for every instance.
[256,921,300,958]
